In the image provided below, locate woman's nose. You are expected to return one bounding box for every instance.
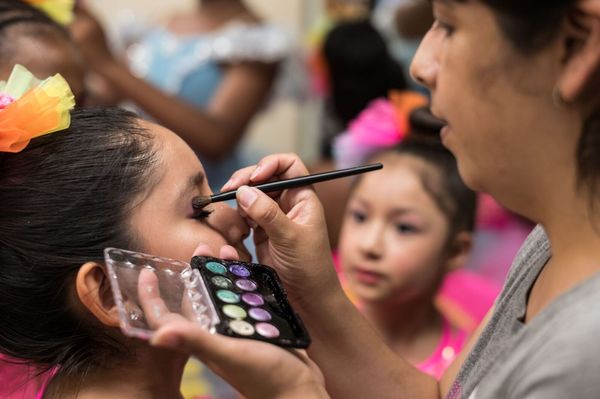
[208,202,250,245]
[410,29,439,90]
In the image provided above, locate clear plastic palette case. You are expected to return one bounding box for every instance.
[104,248,311,348]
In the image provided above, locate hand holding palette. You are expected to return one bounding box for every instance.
[104,248,310,348]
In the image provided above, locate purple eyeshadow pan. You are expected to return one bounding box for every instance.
[235,279,257,291]
[248,307,271,321]
[229,264,250,277]
[256,322,280,338]
[241,293,264,306]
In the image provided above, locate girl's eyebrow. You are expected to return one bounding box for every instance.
[389,208,421,217]
[180,171,206,198]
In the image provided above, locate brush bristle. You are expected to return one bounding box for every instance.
[192,196,211,209]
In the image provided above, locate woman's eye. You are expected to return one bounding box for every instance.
[435,20,455,36]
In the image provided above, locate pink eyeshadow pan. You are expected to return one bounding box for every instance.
[256,322,280,338]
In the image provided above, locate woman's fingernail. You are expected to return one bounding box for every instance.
[237,186,258,208]
[221,179,234,192]
[250,166,262,181]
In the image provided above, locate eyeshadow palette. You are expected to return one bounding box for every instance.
[191,256,310,348]
[103,248,310,348]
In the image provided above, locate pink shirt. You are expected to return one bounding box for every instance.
[416,317,467,380]
[0,356,55,399]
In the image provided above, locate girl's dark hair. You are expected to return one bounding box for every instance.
[324,19,407,124]
[0,108,158,380]
[0,0,69,59]
[322,19,407,157]
[457,0,600,206]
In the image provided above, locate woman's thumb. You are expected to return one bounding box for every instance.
[236,186,292,241]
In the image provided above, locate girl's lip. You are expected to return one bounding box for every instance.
[353,268,385,285]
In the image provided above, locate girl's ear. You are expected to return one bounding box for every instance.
[76,262,120,327]
[444,231,473,272]
[557,0,600,104]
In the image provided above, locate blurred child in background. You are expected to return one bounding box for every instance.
[335,104,498,378]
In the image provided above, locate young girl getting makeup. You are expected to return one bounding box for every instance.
[0,65,250,398]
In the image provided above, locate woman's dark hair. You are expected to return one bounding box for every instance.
[0,0,69,60]
[0,108,158,380]
[321,19,407,157]
[455,0,600,207]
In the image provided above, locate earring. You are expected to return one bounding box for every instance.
[552,86,567,108]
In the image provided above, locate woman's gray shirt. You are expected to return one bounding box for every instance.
[447,225,600,399]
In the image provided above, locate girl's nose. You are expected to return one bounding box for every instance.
[358,224,384,260]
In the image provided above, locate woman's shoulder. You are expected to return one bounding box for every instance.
[474,270,600,398]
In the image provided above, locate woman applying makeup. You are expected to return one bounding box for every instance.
[147,0,600,398]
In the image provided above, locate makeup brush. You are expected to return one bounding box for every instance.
[192,163,383,209]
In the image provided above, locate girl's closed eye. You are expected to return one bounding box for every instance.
[191,197,214,220]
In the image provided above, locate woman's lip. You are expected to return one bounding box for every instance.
[441,125,450,139]
[353,268,384,285]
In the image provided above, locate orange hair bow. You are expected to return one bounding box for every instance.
[0,64,75,153]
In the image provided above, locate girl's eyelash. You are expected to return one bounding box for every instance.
[192,207,213,220]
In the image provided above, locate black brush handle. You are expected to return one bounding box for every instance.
[210,163,383,203]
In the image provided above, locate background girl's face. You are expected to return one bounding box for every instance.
[410,1,575,215]
[339,155,451,304]
[129,122,250,262]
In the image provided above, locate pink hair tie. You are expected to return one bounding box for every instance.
[334,90,428,168]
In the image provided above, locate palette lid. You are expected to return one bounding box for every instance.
[104,247,219,340]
